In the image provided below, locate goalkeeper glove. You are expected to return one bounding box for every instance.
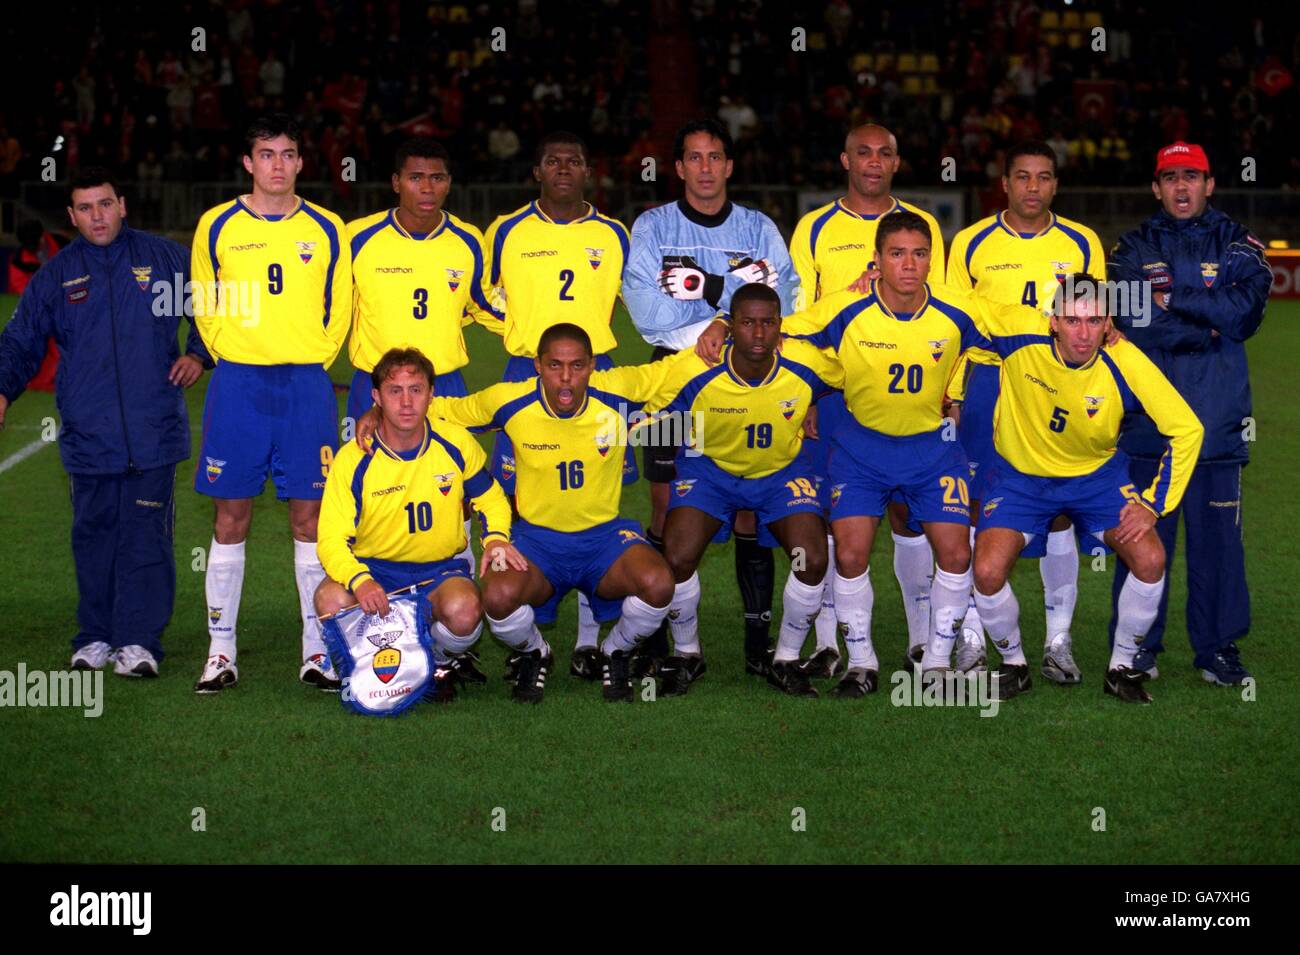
[659,264,707,300]
[728,257,779,288]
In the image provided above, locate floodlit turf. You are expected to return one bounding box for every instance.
[1,293,1296,864]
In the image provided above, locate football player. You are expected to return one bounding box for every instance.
[947,140,1106,683]
[190,114,350,694]
[651,283,840,697]
[968,275,1203,703]
[315,348,523,700]
[475,131,632,671]
[623,118,797,678]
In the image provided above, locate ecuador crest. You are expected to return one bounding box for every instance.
[674,478,696,498]
[585,247,604,270]
[205,457,226,483]
[446,267,464,292]
[1084,395,1104,418]
[595,433,612,457]
[434,472,454,496]
[372,646,401,684]
[928,338,949,362]
[131,265,152,291]
[296,240,316,264]
[778,398,798,421]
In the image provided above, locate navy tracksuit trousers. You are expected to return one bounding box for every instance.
[69,465,177,661]
[1109,459,1249,667]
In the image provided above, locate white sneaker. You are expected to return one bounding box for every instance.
[299,653,342,692]
[955,629,987,672]
[194,654,238,694]
[1042,632,1082,684]
[113,645,159,678]
[71,641,113,670]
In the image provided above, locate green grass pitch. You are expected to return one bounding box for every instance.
[1,294,1296,864]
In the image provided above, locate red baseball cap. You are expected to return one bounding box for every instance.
[1155,141,1210,175]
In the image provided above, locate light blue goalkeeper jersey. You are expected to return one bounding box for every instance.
[624,198,799,351]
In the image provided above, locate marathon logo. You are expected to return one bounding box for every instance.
[521,442,561,450]
[928,338,949,362]
[62,274,90,287]
[618,528,647,544]
[132,265,152,291]
[434,473,454,496]
[227,242,267,252]
[375,266,413,274]
[372,485,407,496]
[585,247,604,270]
[778,398,798,420]
[984,263,1022,271]
[445,267,464,292]
[1084,395,1104,418]
[1023,373,1058,395]
[708,406,747,414]
[521,250,558,258]
[296,241,317,264]
[828,243,866,253]
[857,340,897,349]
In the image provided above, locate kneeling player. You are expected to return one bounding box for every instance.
[315,349,524,700]
[967,276,1203,702]
[656,284,837,696]
[424,324,677,703]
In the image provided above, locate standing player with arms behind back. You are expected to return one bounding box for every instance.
[190,114,351,694]
[784,123,947,678]
[946,140,1105,683]
[623,118,798,678]
[475,131,632,677]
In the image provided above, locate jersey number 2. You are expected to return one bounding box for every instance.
[558,269,575,301]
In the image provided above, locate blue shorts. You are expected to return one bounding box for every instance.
[670,453,822,549]
[976,452,1136,554]
[512,517,649,624]
[195,361,338,501]
[799,390,849,504]
[347,367,469,426]
[957,362,1000,501]
[827,425,972,526]
[490,354,637,494]
[361,555,472,598]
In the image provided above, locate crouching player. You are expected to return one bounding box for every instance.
[967,275,1203,702]
[315,348,525,700]
[653,284,839,697]
[424,323,676,703]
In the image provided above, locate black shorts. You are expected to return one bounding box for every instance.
[642,345,681,484]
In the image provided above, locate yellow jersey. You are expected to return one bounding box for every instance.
[428,365,667,531]
[790,281,1004,437]
[978,308,1203,516]
[317,419,511,591]
[477,201,629,357]
[346,208,498,374]
[192,196,351,366]
[647,339,842,478]
[790,197,946,310]
[946,211,1105,391]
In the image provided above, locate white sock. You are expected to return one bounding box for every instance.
[576,592,600,650]
[487,604,548,655]
[205,539,245,659]
[834,568,877,671]
[975,583,1026,666]
[432,619,483,665]
[455,519,475,579]
[963,528,984,642]
[1110,574,1165,670]
[923,566,972,669]
[813,534,839,651]
[1041,528,1079,645]
[893,532,934,650]
[668,572,702,656]
[775,574,825,662]
[294,539,328,660]
[601,595,670,655]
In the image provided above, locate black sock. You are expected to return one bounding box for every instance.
[734,530,774,655]
[642,527,671,658]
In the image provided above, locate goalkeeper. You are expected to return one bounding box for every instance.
[315,348,525,688]
[622,118,799,677]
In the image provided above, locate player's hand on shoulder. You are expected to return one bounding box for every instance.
[848,262,880,293]
[695,318,729,365]
[355,406,382,452]
[353,578,390,617]
[802,402,819,439]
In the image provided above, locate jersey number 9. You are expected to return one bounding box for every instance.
[268,263,284,295]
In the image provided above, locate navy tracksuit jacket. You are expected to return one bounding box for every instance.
[0,225,211,659]
[1106,206,1271,662]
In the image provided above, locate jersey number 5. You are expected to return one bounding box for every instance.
[1049,406,1069,433]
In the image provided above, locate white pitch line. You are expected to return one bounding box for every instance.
[0,438,51,476]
